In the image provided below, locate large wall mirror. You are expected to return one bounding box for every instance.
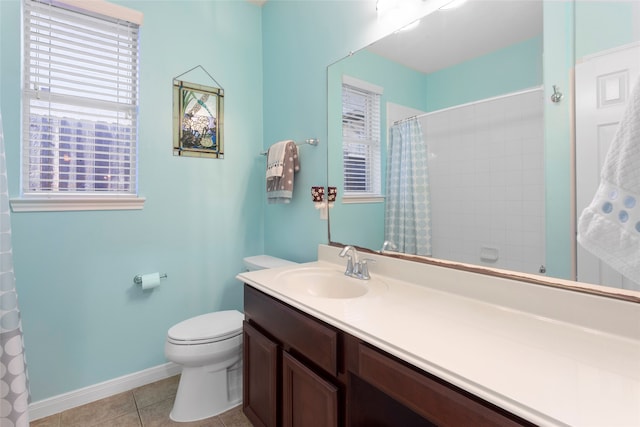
[328,0,640,300]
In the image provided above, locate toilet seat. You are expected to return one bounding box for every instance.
[167,310,243,345]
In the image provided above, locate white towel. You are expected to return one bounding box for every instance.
[266,140,293,178]
[577,74,640,284]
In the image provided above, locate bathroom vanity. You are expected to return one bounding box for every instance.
[237,245,640,427]
[243,284,533,427]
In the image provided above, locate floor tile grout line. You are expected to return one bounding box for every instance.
[134,394,144,427]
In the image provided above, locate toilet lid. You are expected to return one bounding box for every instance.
[168,310,244,344]
[243,255,298,271]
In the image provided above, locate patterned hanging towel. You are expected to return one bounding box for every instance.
[266,141,300,204]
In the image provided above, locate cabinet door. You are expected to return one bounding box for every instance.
[282,351,339,427]
[243,321,279,427]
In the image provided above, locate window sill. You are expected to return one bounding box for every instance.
[10,196,146,212]
[342,195,385,204]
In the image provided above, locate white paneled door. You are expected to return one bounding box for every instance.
[576,42,640,290]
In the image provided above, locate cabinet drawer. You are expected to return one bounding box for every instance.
[357,343,533,427]
[244,285,338,376]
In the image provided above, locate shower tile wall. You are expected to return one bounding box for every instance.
[423,90,545,274]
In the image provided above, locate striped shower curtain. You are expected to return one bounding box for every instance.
[385,118,432,256]
[0,113,30,426]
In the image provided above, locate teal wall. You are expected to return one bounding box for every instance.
[543,0,574,280]
[261,1,367,262]
[1,0,264,401]
[426,36,543,111]
[575,1,639,60]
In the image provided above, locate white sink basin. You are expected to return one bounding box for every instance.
[275,267,387,299]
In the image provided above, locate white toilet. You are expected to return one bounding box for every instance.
[164,255,297,422]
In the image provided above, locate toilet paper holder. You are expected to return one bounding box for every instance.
[133,273,167,285]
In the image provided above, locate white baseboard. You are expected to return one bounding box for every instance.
[29,362,182,421]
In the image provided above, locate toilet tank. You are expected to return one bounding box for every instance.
[243,255,297,271]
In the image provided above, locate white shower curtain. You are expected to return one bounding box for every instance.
[0,113,30,427]
[385,118,432,256]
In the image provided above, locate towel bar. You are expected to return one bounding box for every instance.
[260,138,318,156]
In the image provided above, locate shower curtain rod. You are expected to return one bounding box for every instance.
[393,85,544,126]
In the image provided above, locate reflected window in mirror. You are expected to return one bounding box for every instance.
[342,76,383,202]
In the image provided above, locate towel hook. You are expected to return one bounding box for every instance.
[551,85,563,103]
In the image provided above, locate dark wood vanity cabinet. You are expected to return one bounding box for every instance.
[243,284,534,427]
[243,285,341,427]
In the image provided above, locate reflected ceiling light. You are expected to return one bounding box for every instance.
[376,0,401,14]
[377,0,425,29]
[440,0,467,10]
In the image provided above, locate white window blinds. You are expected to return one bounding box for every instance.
[22,0,140,195]
[342,81,382,197]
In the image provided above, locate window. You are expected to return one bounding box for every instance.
[15,0,144,211]
[342,76,383,201]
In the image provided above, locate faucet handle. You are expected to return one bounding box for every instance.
[359,258,376,280]
[343,254,354,276]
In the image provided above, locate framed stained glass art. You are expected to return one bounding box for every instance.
[173,79,224,159]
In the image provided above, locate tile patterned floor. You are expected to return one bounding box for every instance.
[30,376,254,427]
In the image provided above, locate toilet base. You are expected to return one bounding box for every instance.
[169,360,242,422]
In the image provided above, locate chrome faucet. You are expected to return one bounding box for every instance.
[339,245,358,275]
[339,245,373,280]
[380,240,397,253]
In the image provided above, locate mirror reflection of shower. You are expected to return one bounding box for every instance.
[386,87,545,274]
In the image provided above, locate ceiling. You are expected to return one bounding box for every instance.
[366,0,543,74]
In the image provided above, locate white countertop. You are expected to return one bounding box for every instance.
[237,246,640,427]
